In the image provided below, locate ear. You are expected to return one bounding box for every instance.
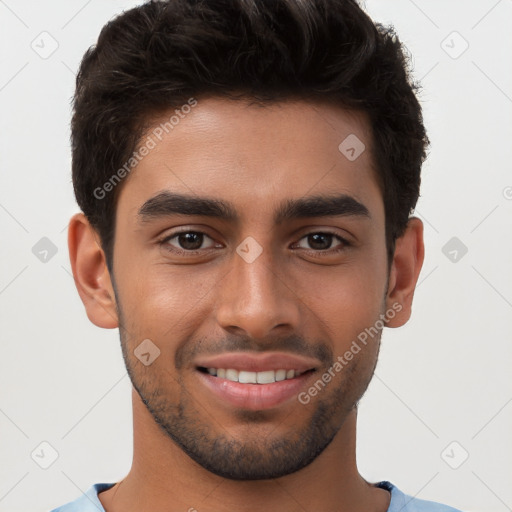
[68,212,119,329]
[385,217,424,328]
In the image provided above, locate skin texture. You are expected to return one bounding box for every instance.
[68,98,424,512]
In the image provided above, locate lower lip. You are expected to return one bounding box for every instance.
[196,370,314,411]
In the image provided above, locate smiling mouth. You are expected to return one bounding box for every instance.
[197,367,316,384]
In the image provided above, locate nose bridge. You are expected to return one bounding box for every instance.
[215,235,300,339]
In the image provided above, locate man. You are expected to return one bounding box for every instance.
[52,0,463,510]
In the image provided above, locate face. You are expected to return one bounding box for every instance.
[110,97,391,480]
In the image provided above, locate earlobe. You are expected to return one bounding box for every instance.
[68,212,119,329]
[385,217,425,328]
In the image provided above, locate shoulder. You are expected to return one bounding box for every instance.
[49,483,115,512]
[378,481,465,512]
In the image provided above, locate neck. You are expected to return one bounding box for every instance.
[99,389,390,512]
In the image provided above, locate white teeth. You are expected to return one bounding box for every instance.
[204,368,304,383]
[256,370,276,384]
[238,371,257,384]
[225,369,238,382]
[275,369,287,381]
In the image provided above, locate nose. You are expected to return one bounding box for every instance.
[215,241,302,340]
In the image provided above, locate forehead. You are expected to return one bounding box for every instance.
[117,97,382,224]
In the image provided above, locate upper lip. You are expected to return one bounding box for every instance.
[194,352,319,373]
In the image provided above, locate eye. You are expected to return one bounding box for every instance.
[294,232,350,253]
[159,230,218,254]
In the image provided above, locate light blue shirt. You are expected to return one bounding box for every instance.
[50,480,464,511]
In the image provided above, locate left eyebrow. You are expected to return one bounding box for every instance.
[137,191,371,225]
[275,193,370,224]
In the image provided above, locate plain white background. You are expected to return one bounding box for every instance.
[0,1,511,511]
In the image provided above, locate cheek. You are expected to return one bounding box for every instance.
[118,265,219,345]
[302,262,386,349]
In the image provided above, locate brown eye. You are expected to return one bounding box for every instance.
[295,232,348,252]
[160,231,217,253]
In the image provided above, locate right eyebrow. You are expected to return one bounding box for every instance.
[138,191,239,223]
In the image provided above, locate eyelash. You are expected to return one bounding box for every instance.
[157,229,351,257]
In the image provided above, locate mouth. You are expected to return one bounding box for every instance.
[194,353,319,411]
